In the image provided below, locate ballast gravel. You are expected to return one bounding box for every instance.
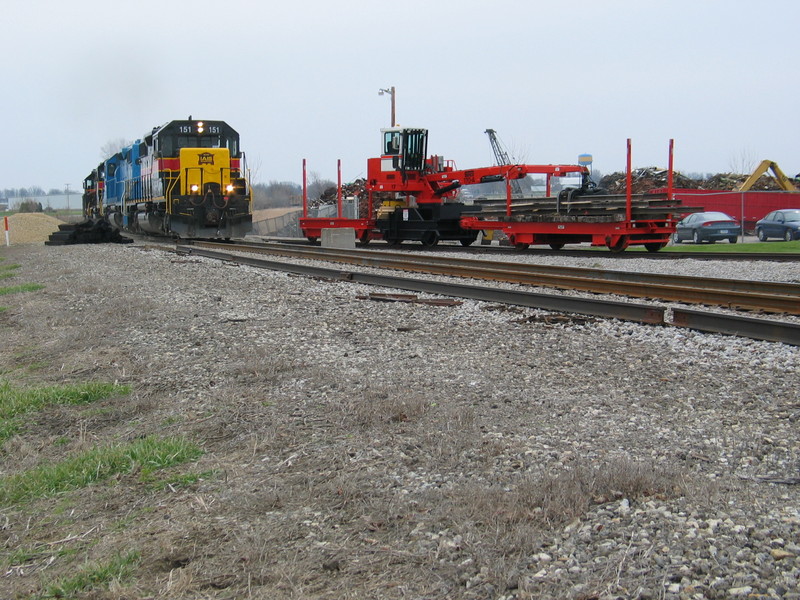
[0,240,798,600]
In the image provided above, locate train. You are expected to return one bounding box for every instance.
[82,118,252,239]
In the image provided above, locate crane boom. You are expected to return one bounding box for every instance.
[737,160,799,192]
[485,129,513,166]
[485,129,523,196]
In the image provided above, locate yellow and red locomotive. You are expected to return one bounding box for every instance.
[82,118,252,239]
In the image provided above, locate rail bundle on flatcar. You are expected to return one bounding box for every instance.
[82,118,252,239]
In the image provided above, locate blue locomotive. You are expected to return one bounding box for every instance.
[82,118,252,239]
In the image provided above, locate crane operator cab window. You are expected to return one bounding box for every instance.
[384,131,401,156]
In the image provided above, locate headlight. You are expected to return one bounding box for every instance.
[226,184,234,193]
[190,184,199,193]
[197,121,204,133]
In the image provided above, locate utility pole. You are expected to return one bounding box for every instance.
[378,86,396,127]
[65,183,71,212]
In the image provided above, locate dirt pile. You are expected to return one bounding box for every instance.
[3,213,65,244]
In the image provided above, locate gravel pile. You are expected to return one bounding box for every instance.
[2,213,64,244]
[1,241,798,599]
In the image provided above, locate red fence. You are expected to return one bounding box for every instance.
[651,188,800,232]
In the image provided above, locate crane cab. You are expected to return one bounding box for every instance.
[368,127,454,199]
[379,127,428,173]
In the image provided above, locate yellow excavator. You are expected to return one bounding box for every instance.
[737,160,799,192]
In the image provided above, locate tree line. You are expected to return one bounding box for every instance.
[252,172,334,210]
[2,187,69,198]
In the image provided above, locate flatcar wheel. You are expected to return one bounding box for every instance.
[549,243,564,250]
[421,231,439,247]
[307,236,318,244]
[608,236,629,253]
[644,242,667,252]
[460,232,478,247]
[357,232,371,246]
[514,242,530,251]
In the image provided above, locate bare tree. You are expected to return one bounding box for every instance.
[307,171,335,200]
[99,138,132,161]
[728,148,758,175]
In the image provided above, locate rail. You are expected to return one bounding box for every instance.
[177,242,800,346]
[187,241,800,315]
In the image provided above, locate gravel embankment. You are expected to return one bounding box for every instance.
[1,241,798,600]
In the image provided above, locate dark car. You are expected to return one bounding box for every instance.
[673,212,741,244]
[755,209,800,242]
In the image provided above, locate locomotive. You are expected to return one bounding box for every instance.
[82,118,252,239]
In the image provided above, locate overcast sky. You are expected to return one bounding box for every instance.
[2,0,798,196]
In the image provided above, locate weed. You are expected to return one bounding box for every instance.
[0,435,203,504]
[42,549,140,598]
[0,380,130,446]
[441,458,685,534]
[0,263,20,280]
[147,469,217,491]
[0,283,44,295]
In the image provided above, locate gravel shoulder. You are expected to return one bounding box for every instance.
[1,241,798,600]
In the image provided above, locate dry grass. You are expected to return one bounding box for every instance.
[0,242,758,600]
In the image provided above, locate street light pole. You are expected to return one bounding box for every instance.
[378,86,396,127]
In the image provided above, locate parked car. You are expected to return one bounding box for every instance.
[755,209,800,242]
[672,212,742,244]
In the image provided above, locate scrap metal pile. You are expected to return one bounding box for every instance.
[599,168,790,194]
[310,169,791,214]
[311,178,393,218]
[315,179,368,206]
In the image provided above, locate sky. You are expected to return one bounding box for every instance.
[2,0,798,202]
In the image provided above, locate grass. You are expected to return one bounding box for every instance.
[0,380,130,446]
[147,469,218,491]
[0,263,20,280]
[0,282,44,295]
[654,239,800,253]
[42,549,141,598]
[0,435,204,504]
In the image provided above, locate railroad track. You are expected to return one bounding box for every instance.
[261,236,800,262]
[188,240,800,314]
[177,241,800,346]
